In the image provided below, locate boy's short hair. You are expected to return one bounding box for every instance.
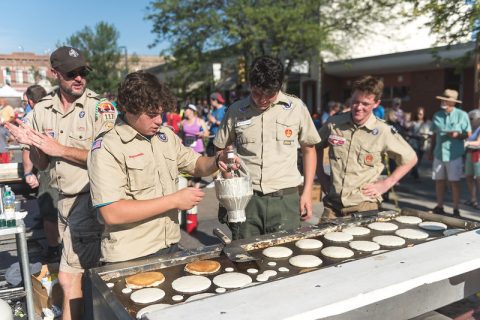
[249,55,284,92]
[117,71,176,115]
[352,76,384,101]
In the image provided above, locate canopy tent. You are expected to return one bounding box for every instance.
[0,85,22,98]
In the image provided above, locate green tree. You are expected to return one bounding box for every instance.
[64,22,122,94]
[146,0,398,96]
[408,1,476,47]
[407,1,477,104]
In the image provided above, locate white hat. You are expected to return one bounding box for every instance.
[186,104,197,112]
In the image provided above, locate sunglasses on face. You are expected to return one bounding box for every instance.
[65,68,89,79]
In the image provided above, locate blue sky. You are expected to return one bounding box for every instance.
[0,0,167,56]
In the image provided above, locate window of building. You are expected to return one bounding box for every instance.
[382,86,410,103]
[27,70,35,83]
[3,68,11,85]
[16,70,23,84]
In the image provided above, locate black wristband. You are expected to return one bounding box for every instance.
[215,153,222,169]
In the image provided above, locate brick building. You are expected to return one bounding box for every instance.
[0,52,53,93]
[322,42,476,119]
[0,51,166,95]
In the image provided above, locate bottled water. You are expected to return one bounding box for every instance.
[3,186,16,227]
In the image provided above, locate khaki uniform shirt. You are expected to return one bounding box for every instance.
[31,88,116,195]
[88,117,201,262]
[214,91,320,193]
[318,113,416,207]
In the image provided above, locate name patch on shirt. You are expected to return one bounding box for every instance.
[236,119,252,127]
[129,153,144,158]
[328,134,346,146]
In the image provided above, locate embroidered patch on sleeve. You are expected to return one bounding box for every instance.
[91,138,103,151]
[95,99,118,121]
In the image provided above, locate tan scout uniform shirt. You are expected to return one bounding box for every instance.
[31,88,115,195]
[88,117,201,262]
[214,91,320,194]
[318,113,416,207]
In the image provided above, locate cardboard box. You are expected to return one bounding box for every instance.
[311,184,322,202]
[31,263,63,315]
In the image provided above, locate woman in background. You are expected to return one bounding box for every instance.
[407,107,432,181]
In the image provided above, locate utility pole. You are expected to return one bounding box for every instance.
[316,4,322,114]
[475,36,480,109]
[119,46,128,77]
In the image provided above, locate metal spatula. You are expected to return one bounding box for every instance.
[213,228,258,263]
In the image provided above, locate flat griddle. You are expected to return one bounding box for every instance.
[90,208,480,319]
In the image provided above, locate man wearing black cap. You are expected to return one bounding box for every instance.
[6,46,116,320]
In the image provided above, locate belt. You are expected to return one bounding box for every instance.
[59,191,90,198]
[253,187,298,197]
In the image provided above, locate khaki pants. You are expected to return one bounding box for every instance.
[219,189,301,240]
[58,193,103,273]
[320,201,379,223]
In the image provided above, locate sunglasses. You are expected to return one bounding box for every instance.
[65,68,89,79]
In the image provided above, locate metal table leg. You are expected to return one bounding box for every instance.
[15,222,35,320]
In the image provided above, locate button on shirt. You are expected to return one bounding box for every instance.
[88,117,200,262]
[214,91,320,194]
[431,107,471,161]
[318,113,416,207]
[31,88,115,195]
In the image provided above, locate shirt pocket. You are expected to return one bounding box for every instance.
[329,145,346,160]
[125,157,154,191]
[358,147,383,168]
[163,154,179,183]
[68,132,91,149]
[276,121,298,144]
[234,122,256,145]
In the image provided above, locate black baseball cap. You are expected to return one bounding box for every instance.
[50,46,91,73]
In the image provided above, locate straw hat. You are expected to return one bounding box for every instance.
[436,89,462,104]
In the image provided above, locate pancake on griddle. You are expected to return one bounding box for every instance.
[184,260,221,275]
[125,271,165,289]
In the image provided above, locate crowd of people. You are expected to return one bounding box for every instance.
[0,45,478,319]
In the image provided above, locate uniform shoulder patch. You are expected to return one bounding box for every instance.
[157,131,168,142]
[91,138,103,151]
[95,99,118,121]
